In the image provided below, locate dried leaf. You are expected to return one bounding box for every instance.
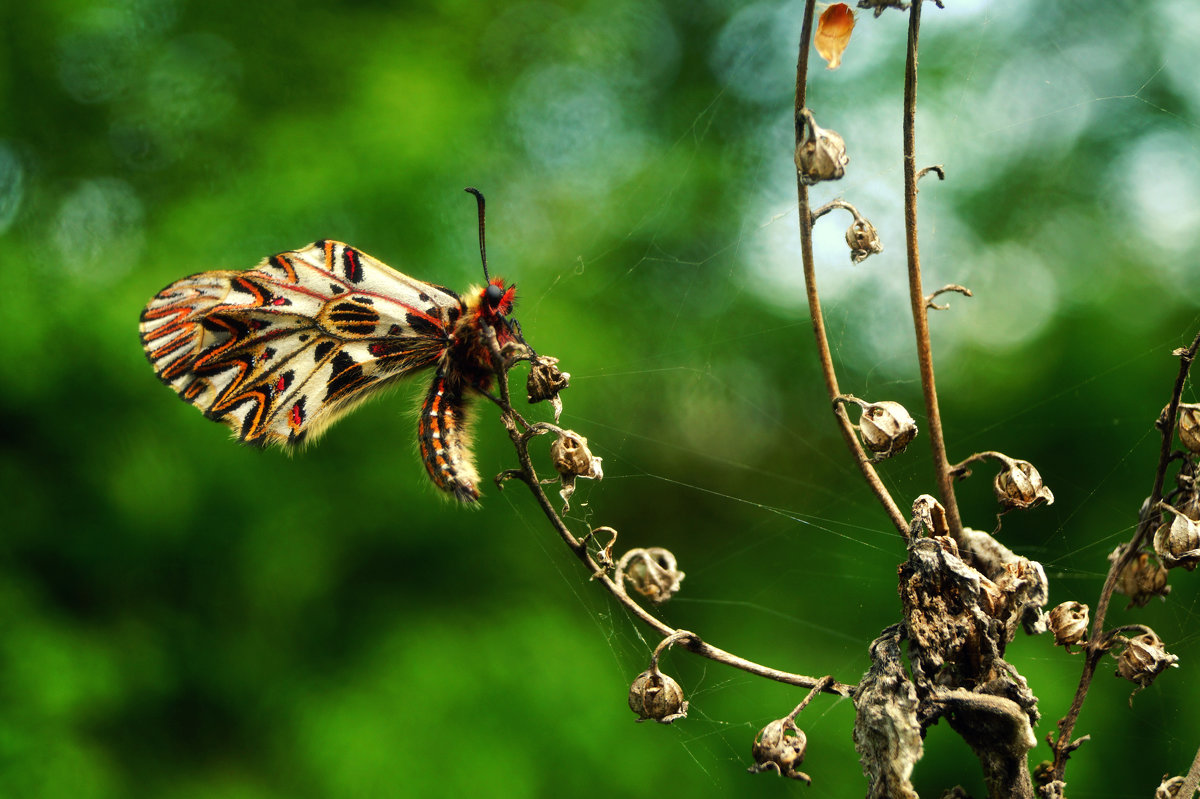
[816,4,855,70]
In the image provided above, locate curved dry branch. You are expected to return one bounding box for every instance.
[1050,329,1200,780]
[916,164,945,186]
[926,284,972,310]
[794,0,908,536]
[482,324,854,697]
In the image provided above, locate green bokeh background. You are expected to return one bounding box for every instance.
[3,0,1199,797]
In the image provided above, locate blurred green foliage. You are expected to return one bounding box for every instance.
[2,0,1199,796]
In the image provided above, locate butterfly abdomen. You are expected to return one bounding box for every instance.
[418,366,482,503]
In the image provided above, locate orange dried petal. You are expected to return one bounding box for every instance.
[815,3,855,70]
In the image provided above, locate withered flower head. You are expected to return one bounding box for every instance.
[1047,601,1089,653]
[628,667,688,724]
[527,355,570,422]
[846,217,883,264]
[1177,403,1200,454]
[858,400,918,460]
[795,109,849,185]
[550,430,603,513]
[1154,506,1200,571]
[1115,630,1179,693]
[622,547,685,604]
[748,717,811,783]
[1110,548,1171,608]
[994,459,1054,511]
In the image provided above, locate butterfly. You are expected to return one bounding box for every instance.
[138,188,524,502]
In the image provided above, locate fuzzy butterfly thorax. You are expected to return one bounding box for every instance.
[139,240,524,503]
[443,279,519,387]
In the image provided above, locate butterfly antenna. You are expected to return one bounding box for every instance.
[464,187,490,282]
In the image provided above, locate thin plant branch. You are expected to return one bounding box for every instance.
[916,164,945,186]
[949,450,1017,479]
[1050,329,1200,780]
[811,198,866,224]
[926,284,972,310]
[902,0,964,543]
[482,324,854,697]
[1176,741,1200,799]
[651,630,699,667]
[784,675,836,723]
[794,0,908,536]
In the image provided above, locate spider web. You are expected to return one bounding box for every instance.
[10,1,1200,797]
[490,1,1200,796]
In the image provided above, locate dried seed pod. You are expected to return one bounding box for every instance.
[527,355,570,422]
[628,667,688,724]
[858,401,918,460]
[1047,601,1089,653]
[994,459,1054,511]
[1154,506,1200,571]
[748,717,811,783]
[795,110,849,185]
[1156,775,1186,799]
[815,3,854,70]
[846,217,883,263]
[1177,487,1200,521]
[909,494,949,539]
[992,557,1050,638]
[1178,403,1200,453]
[550,430,603,513]
[622,547,685,604]
[1110,548,1171,608]
[1115,630,1179,693]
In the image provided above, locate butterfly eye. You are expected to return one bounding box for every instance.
[485,283,504,309]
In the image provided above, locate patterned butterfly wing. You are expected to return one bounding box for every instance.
[139,240,464,447]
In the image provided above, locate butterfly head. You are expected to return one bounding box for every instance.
[483,278,516,318]
[464,187,520,341]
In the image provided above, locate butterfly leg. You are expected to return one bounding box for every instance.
[418,368,482,502]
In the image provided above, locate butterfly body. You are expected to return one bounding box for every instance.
[139,239,520,502]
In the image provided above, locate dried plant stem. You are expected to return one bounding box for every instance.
[784,675,835,723]
[902,0,964,544]
[485,330,853,697]
[811,198,865,224]
[1050,330,1200,780]
[794,0,907,537]
[1177,742,1200,799]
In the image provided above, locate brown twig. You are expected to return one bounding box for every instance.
[811,198,866,224]
[901,0,964,544]
[482,325,854,697]
[783,675,836,723]
[916,164,945,186]
[949,450,1017,479]
[794,0,908,537]
[926,283,972,311]
[1176,741,1200,799]
[1050,330,1200,780]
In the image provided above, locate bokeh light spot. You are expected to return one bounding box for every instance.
[0,143,25,234]
[52,179,145,282]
